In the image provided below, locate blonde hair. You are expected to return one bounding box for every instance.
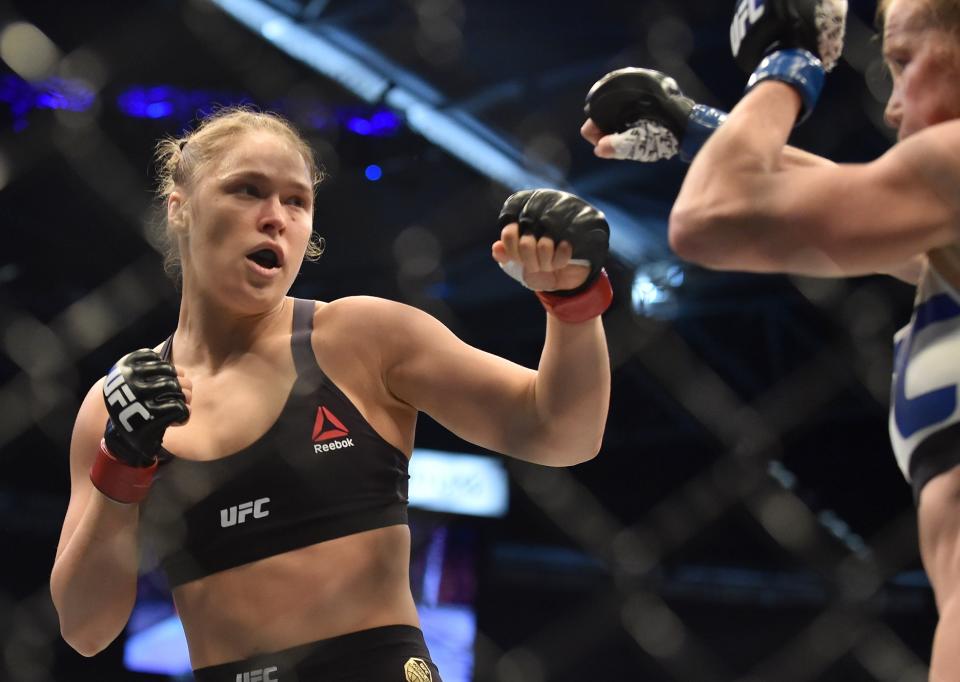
[876,0,960,33]
[153,106,326,283]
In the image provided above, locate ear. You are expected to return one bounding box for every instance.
[167,190,189,234]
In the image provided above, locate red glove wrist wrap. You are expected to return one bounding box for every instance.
[535,269,613,323]
[89,439,157,504]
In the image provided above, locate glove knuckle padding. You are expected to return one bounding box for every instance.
[497,190,534,229]
[141,360,177,378]
[499,189,609,293]
[584,68,693,136]
[142,373,179,392]
[147,398,188,423]
[103,348,186,465]
[732,0,845,72]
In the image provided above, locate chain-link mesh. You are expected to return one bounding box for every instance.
[0,1,935,681]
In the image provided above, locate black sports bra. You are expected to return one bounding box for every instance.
[139,298,410,587]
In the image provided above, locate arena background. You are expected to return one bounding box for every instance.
[0,0,935,680]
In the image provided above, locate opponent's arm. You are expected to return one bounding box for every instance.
[51,351,188,655]
[580,68,835,170]
[669,0,960,276]
[670,82,960,276]
[383,191,611,466]
[578,69,930,280]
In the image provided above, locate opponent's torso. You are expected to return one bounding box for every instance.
[889,253,960,492]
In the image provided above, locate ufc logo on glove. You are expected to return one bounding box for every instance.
[731,0,766,56]
[103,366,153,432]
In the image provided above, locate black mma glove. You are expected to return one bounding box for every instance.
[731,0,847,123]
[91,349,188,503]
[584,67,727,163]
[498,189,612,323]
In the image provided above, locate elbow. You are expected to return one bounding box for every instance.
[669,202,725,267]
[517,439,602,468]
[571,443,602,466]
[669,197,760,270]
[59,621,116,658]
[51,584,126,657]
[538,429,604,467]
[573,434,604,465]
[668,206,708,265]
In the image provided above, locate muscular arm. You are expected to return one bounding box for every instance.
[669,81,960,277]
[50,381,141,656]
[371,298,609,466]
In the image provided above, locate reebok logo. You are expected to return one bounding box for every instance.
[104,366,152,432]
[313,406,349,440]
[730,0,765,58]
[313,437,354,453]
[235,667,277,682]
[312,406,355,453]
[220,497,270,528]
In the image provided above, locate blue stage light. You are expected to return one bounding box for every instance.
[0,74,94,130]
[364,164,383,181]
[145,101,174,119]
[347,116,372,135]
[631,262,685,318]
[117,86,177,119]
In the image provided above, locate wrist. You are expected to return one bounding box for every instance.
[536,269,613,323]
[90,439,157,504]
[746,48,825,125]
[679,104,728,162]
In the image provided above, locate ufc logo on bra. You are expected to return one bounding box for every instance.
[236,666,278,682]
[731,0,765,57]
[220,497,270,528]
[103,367,152,432]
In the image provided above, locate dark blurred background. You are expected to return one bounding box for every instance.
[0,1,933,680]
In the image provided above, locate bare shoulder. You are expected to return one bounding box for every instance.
[313,295,437,340]
[311,296,448,372]
[881,120,960,210]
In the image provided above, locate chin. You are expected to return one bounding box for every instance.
[214,280,289,316]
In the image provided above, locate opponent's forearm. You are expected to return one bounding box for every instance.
[50,494,140,656]
[529,315,610,465]
[689,82,800,195]
[670,83,806,267]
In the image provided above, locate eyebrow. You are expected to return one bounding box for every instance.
[222,170,312,195]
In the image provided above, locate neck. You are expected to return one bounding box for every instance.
[929,245,960,289]
[173,290,291,371]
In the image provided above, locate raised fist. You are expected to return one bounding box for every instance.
[496,189,609,296]
[731,0,847,73]
[102,349,188,467]
[583,67,727,163]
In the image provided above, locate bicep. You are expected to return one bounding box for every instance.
[771,139,958,273]
[55,381,107,561]
[777,145,838,170]
[383,307,536,453]
[698,137,960,276]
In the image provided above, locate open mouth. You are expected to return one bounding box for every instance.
[246,249,281,269]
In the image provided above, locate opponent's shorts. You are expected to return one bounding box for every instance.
[192,625,442,682]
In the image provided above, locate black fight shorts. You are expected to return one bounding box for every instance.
[192,625,442,682]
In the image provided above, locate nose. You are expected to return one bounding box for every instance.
[884,89,902,130]
[258,194,286,237]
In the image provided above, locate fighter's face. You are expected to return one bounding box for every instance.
[883,0,960,139]
[171,130,314,314]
